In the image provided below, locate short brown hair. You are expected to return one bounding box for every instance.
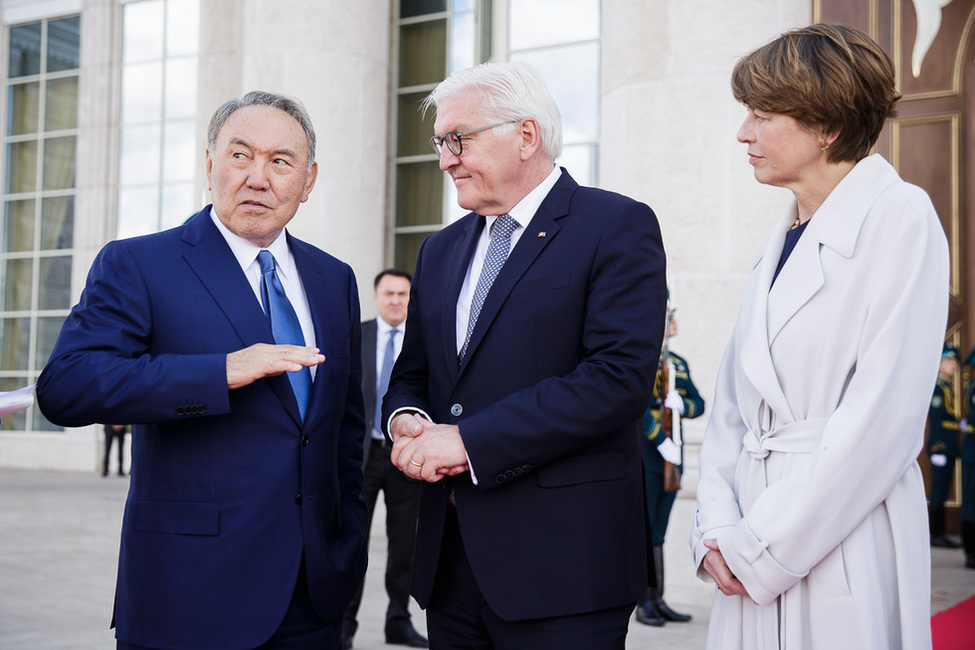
[731,24,900,163]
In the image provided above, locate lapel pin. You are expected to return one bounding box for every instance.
[538,232,546,238]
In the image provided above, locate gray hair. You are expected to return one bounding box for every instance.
[207,91,316,170]
[421,61,563,160]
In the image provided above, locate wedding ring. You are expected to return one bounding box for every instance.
[409,459,423,469]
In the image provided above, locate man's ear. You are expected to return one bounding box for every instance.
[519,118,541,161]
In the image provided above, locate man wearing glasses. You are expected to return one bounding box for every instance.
[383,61,667,648]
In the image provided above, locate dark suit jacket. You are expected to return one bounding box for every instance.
[361,318,378,467]
[36,206,368,649]
[383,170,667,621]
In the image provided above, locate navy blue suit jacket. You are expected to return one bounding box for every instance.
[37,207,368,649]
[383,170,667,621]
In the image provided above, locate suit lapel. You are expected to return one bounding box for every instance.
[457,172,573,374]
[181,207,271,350]
[442,215,483,379]
[292,235,338,427]
[182,210,304,425]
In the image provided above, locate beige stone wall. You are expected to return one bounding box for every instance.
[599,0,813,494]
[197,0,392,309]
[2,0,827,472]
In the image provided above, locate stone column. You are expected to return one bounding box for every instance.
[199,0,392,300]
[599,0,812,494]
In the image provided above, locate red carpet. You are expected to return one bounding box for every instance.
[932,595,975,649]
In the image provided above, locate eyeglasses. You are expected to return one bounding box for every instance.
[430,120,520,157]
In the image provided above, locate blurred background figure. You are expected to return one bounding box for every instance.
[101,423,128,477]
[635,310,704,627]
[343,269,427,649]
[928,342,961,548]
[961,346,975,568]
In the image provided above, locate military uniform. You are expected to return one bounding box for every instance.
[636,350,704,626]
[928,343,960,547]
[961,346,975,568]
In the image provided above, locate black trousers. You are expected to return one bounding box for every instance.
[103,428,125,474]
[343,441,422,635]
[426,506,633,650]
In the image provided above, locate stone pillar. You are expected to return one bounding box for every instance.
[599,0,812,494]
[199,0,392,301]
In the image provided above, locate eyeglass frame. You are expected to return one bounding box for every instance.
[430,119,521,157]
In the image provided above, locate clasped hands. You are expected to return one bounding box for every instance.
[389,413,470,482]
[702,539,749,598]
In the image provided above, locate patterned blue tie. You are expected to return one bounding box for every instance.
[258,250,312,420]
[460,214,518,360]
[374,328,397,436]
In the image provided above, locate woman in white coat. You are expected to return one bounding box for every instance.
[692,24,949,649]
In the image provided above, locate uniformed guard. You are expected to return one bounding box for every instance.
[928,342,961,548]
[960,345,975,568]
[635,313,705,627]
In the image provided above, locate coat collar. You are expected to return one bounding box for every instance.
[739,155,901,421]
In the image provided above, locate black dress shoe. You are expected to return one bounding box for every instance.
[385,625,429,648]
[634,600,665,627]
[931,535,962,549]
[653,598,692,622]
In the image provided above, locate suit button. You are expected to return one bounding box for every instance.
[198,405,206,415]
[302,436,310,446]
[504,470,515,480]
[513,467,523,477]
[295,494,302,504]
[176,407,185,416]
[451,403,463,417]
[495,474,505,483]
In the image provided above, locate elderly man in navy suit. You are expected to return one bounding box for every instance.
[384,61,667,649]
[37,91,367,650]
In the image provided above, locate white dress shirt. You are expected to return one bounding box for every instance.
[374,317,404,439]
[210,210,318,380]
[454,165,561,352]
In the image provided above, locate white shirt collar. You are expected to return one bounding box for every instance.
[487,164,561,230]
[376,316,403,337]
[209,208,295,277]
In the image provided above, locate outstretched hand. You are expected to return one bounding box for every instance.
[226,343,324,390]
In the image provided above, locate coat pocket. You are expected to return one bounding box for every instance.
[131,499,219,536]
[809,542,851,599]
[537,451,625,488]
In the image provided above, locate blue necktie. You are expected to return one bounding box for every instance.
[374,328,397,437]
[258,250,312,420]
[460,214,518,360]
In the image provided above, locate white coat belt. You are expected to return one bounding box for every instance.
[742,418,828,460]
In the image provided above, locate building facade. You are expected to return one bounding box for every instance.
[1,0,971,519]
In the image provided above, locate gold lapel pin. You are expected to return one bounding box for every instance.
[538,232,546,238]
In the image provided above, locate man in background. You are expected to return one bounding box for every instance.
[343,269,427,649]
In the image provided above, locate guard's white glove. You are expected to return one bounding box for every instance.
[657,437,681,464]
[930,454,948,467]
[961,418,969,433]
[664,390,685,416]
